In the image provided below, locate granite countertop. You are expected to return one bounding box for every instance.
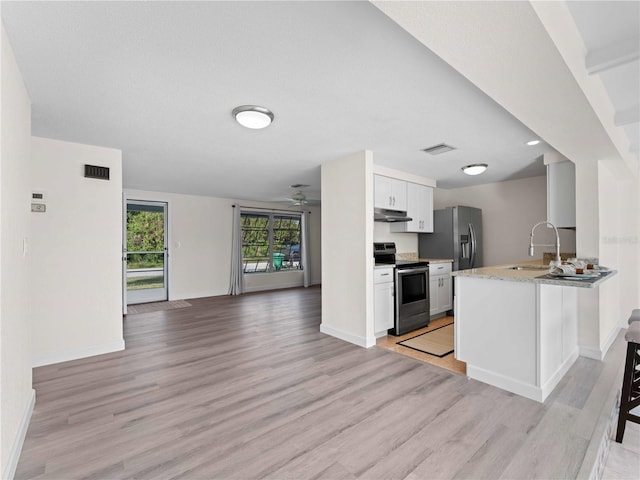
[419,258,453,264]
[451,259,617,288]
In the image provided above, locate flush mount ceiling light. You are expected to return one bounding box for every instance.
[232,105,274,129]
[462,163,488,176]
[526,139,540,146]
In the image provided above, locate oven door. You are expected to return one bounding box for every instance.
[394,266,430,335]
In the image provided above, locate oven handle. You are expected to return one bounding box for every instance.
[396,266,429,275]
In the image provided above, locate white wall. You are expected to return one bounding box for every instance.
[374,0,640,361]
[373,221,418,255]
[434,175,576,267]
[1,24,35,480]
[597,163,620,349]
[30,137,124,367]
[125,190,232,299]
[321,151,375,347]
[125,190,322,299]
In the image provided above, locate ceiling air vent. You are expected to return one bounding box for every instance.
[422,143,456,155]
[84,164,110,180]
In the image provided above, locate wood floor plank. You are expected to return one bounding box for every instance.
[13,286,624,480]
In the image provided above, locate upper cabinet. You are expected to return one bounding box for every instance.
[547,160,576,228]
[390,182,434,233]
[374,175,407,211]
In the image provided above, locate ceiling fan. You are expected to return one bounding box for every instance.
[282,185,320,206]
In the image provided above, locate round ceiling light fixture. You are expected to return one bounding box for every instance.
[232,105,274,129]
[461,163,488,176]
[526,139,540,146]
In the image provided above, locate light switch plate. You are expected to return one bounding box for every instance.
[31,203,46,212]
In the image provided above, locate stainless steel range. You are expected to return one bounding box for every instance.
[374,242,430,336]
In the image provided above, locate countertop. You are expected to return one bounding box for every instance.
[451,259,617,288]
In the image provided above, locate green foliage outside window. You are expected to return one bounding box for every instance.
[126,210,165,269]
[241,213,302,273]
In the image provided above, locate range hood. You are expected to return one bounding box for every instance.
[374,208,412,223]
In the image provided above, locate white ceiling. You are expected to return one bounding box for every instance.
[566,0,639,157]
[1,1,637,203]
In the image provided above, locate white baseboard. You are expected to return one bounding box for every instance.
[320,324,376,348]
[169,283,320,301]
[32,338,125,367]
[244,282,305,293]
[468,352,581,403]
[600,326,622,359]
[541,348,580,400]
[466,365,545,402]
[580,327,623,361]
[580,345,604,361]
[169,289,228,301]
[3,388,35,480]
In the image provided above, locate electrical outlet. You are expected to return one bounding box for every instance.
[31,203,46,213]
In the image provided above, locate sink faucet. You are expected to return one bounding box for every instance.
[529,221,561,267]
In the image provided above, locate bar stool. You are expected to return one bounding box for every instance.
[616,319,640,443]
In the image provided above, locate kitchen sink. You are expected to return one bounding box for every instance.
[505,265,550,271]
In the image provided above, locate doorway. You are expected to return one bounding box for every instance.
[124,200,168,305]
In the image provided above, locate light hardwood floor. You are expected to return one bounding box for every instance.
[16,286,624,479]
[376,316,466,375]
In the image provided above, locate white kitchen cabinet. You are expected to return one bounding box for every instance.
[374,267,394,335]
[374,175,407,211]
[429,262,452,316]
[547,161,575,228]
[454,275,579,402]
[390,182,433,233]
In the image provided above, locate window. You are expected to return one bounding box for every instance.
[241,212,302,273]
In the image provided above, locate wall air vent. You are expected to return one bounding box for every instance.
[422,143,456,155]
[84,164,110,180]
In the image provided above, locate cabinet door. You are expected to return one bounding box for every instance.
[438,274,452,313]
[375,175,408,211]
[390,178,407,211]
[429,275,440,315]
[423,186,434,232]
[374,175,393,209]
[406,182,423,232]
[390,183,433,233]
[374,281,394,333]
[385,282,395,330]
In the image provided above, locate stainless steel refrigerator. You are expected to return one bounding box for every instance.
[419,206,483,270]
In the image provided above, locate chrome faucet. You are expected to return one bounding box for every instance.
[529,221,561,266]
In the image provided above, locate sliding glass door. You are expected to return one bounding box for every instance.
[124,200,168,305]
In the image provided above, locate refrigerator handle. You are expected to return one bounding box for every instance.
[469,223,477,268]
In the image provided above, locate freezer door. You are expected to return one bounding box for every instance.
[454,206,483,270]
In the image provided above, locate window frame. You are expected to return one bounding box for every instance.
[240,210,303,274]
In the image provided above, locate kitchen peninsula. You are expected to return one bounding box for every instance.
[452,261,616,402]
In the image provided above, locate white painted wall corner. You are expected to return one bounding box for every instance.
[32,339,125,368]
[2,389,35,480]
[319,324,376,348]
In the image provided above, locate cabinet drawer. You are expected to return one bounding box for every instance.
[374,267,394,284]
[430,262,452,275]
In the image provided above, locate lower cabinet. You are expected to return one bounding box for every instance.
[374,267,394,335]
[429,262,452,316]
